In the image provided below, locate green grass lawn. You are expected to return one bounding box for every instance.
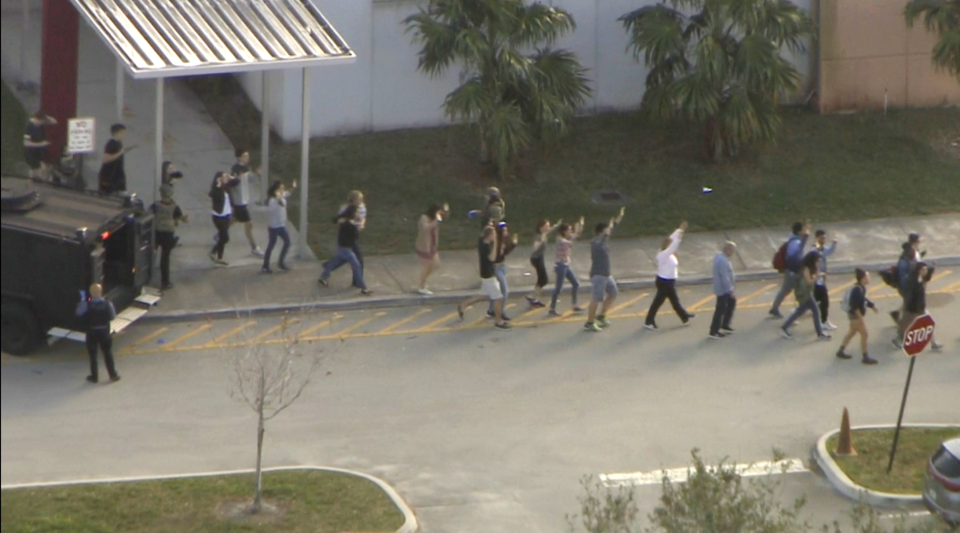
[827,426,960,494]
[0,470,405,533]
[187,76,960,256]
[1,79,28,175]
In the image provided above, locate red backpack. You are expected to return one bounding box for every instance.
[772,241,789,272]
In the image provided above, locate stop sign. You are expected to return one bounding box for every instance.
[902,314,936,356]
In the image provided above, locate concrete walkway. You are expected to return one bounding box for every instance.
[148,213,960,320]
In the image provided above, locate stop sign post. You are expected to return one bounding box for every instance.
[887,314,937,473]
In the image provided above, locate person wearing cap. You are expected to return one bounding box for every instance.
[892,233,929,323]
[23,111,57,179]
[151,183,188,290]
[481,187,506,228]
[894,262,943,351]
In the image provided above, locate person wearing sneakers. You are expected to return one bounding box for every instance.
[526,218,562,308]
[75,283,120,384]
[812,229,838,331]
[229,149,263,257]
[769,221,811,318]
[549,217,585,316]
[781,251,831,340]
[208,172,234,267]
[584,208,626,332]
[262,179,296,273]
[708,241,737,339]
[318,205,371,295]
[645,221,694,330]
[836,268,879,364]
[415,203,450,295]
[338,191,367,277]
[151,183,188,290]
[895,262,943,351]
[486,222,518,320]
[458,225,511,330]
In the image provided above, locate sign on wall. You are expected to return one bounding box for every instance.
[67,117,96,154]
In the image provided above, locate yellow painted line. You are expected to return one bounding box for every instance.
[162,324,211,348]
[297,314,343,337]
[607,292,649,315]
[378,308,432,334]
[737,283,778,304]
[205,321,256,345]
[249,318,301,343]
[121,326,168,353]
[936,279,960,293]
[333,312,388,336]
[463,303,516,328]
[544,305,580,323]
[414,310,463,332]
[686,294,716,313]
[828,279,857,296]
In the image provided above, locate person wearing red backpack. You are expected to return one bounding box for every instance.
[769,221,810,319]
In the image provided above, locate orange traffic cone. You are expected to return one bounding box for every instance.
[836,407,857,456]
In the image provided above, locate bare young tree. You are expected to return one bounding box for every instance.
[227,312,322,514]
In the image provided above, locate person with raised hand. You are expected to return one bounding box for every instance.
[584,208,625,332]
[645,221,695,330]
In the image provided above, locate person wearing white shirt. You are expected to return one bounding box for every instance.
[645,221,695,330]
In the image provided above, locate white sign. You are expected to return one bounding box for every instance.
[67,117,96,154]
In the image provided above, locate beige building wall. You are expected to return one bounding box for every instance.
[819,0,960,113]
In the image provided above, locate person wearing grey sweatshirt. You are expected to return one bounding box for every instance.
[262,179,296,273]
[709,242,737,339]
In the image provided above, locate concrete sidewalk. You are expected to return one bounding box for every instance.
[148,213,960,320]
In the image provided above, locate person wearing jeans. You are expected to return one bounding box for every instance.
[549,217,584,315]
[781,251,830,340]
[262,179,295,273]
[645,222,694,329]
[318,205,370,294]
[709,241,737,339]
[487,223,517,320]
[769,221,811,318]
[208,172,233,267]
[812,229,838,330]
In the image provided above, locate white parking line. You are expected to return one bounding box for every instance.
[600,458,808,487]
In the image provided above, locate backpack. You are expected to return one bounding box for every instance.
[772,241,789,272]
[840,286,856,313]
[878,265,899,288]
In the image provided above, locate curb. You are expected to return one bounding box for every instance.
[814,423,958,508]
[0,465,419,533]
[142,255,960,323]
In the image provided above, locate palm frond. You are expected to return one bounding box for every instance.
[509,3,577,48]
[443,76,493,122]
[484,102,531,177]
[621,5,689,66]
[404,12,460,76]
[530,48,592,107]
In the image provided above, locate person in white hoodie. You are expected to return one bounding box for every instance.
[645,221,695,329]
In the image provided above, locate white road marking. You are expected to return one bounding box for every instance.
[879,511,930,519]
[600,458,808,487]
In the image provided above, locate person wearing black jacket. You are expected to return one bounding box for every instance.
[209,172,235,266]
[318,205,370,294]
[836,269,878,364]
[895,262,943,351]
[75,283,120,383]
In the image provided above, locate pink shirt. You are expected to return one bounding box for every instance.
[556,238,573,264]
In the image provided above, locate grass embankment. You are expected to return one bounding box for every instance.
[187,75,960,257]
[0,469,405,533]
[1,79,28,175]
[827,426,960,494]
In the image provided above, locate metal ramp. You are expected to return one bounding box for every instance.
[47,287,160,344]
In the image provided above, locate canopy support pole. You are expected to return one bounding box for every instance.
[116,59,125,120]
[154,77,164,206]
[298,68,310,259]
[259,71,270,205]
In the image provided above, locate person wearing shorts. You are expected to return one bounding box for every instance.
[24,111,56,179]
[584,208,625,332]
[230,149,263,256]
[526,218,561,308]
[457,226,510,329]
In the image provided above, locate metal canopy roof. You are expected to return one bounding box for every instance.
[69,0,355,78]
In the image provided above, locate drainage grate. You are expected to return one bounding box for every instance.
[591,191,628,205]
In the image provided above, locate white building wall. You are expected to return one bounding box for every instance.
[240,0,813,141]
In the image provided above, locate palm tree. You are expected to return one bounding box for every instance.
[621,0,813,160]
[405,0,591,176]
[904,0,960,77]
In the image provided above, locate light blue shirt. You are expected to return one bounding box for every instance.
[813,241,837,286]
[712,252,735,296]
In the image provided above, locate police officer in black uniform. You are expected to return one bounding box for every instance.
[75,283,120,383]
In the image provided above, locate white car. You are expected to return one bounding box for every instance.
[923,437,960,526]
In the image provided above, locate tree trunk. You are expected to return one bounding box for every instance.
[253,376,265,514]
[704,117,720,162]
